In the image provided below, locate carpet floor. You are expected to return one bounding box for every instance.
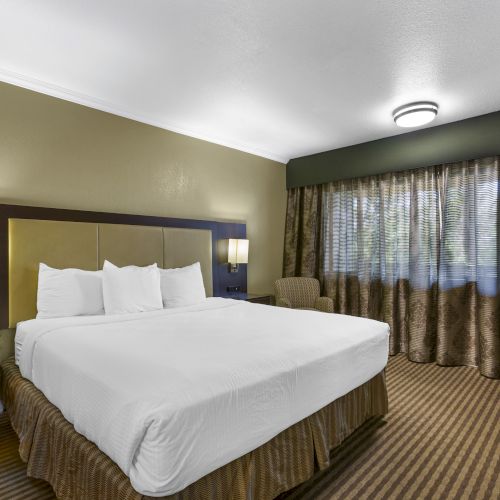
[0,355,499,500]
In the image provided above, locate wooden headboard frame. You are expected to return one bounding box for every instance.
[0,204,247,329]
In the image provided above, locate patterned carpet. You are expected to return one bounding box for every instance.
[0,355,499,500]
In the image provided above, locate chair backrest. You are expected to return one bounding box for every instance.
[274,277,320,308]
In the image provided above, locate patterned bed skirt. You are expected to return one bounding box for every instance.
[1,357,388,500]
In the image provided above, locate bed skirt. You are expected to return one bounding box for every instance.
[1,357,388,500]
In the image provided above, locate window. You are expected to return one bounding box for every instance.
[322,161,498,295]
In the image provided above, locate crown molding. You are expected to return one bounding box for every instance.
[0,67,288,164]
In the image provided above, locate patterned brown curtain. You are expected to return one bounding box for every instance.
[283,184,323,277]
[283,156,499,378]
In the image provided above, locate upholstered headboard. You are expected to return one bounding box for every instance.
[0,204,247,329]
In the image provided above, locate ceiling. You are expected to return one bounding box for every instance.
[1,0,500,164]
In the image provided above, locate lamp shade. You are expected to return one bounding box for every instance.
[227,238,249,264]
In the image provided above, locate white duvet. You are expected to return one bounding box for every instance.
[16,298,389,496]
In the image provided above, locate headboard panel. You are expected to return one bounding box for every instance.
[98,224,164,268]
[162,227,213,296]
[9,219,99,326]
[0,204,246,329]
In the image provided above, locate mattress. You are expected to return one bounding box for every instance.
[15,297,389,496]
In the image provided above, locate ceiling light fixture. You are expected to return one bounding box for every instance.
[393,101,438,128]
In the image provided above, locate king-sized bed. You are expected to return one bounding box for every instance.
[0,204,389,500]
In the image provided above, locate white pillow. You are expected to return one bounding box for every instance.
[160,262,206,308]
[102,260,163,315]
[37,263,104,319]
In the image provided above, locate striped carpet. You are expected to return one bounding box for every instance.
[1,355,499,500]
[0,412,55,500]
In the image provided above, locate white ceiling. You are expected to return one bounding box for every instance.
[1,0,500,163]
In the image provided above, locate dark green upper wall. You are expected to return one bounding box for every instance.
[287,111,500,188]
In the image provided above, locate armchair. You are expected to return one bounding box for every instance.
[274,277,333,313]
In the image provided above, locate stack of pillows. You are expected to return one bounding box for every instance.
[36,261,207,319]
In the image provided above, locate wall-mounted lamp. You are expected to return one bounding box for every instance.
[226,238,249,273]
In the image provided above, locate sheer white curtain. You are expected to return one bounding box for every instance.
[439,158,498,296]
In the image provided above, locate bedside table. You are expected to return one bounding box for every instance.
[245,293,272,305]
[223,292,272,305]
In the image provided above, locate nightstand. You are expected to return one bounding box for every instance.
[244,293,272,305]
[223,292,272,305]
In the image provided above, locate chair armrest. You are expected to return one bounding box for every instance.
[276,297,292,308]
[314,296,333,313]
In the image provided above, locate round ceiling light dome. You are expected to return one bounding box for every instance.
[393,101,438,128]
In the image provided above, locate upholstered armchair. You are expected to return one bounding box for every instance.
[273,277,334,313]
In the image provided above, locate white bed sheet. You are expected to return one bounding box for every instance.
[16,298,389,496]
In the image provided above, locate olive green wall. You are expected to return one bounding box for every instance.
[0,82,287,294]
[287,111,500,188]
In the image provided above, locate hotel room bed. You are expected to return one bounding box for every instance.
[0,207,389,499]
[4,298,389,499]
